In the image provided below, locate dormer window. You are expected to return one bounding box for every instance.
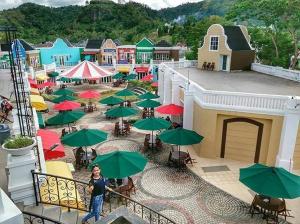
[210,36,219,51]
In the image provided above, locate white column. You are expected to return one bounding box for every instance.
[0,188,23,224]
[163,67,172,105]
[6,151,37,205]
[158,65,164,103]
[183,91,194,130]
[171,79,181,105]
[276,99,300,170]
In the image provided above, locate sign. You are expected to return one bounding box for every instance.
[11,39,26,61]
[104,49,116,53]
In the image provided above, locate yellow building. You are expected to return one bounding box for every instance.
[158,28,300,170]
[198,24,255,72]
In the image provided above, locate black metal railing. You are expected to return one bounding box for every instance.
[23,211,63,224]
[107,190,176,224]
[31,170,90,212]
[32,171,176,224]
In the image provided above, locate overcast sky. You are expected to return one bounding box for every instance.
[0,0,202,10]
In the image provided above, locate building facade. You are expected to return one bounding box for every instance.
[100,39,119,66]
[198,24,255,71]
[117,45,136,64]
[158,61,300,171]
[136,37,154,64]
[82,39,103,62]
[153,40,180,63]
[38,38,82,67]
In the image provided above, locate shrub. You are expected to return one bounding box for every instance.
[4,136,34,149]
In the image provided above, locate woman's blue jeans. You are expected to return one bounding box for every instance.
[82,194,103,222]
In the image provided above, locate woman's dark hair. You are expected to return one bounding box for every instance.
[90,165,99,178]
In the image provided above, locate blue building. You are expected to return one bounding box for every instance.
[38,38,83,67]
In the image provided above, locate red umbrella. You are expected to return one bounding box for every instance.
[28,78,38,88]
[53,100,81,111]
[37,129,65,160]
[37,81,56,89]
[156,104,184,116]
[151,82,158,87]
[78,90,101,99]
[141,74,153,82]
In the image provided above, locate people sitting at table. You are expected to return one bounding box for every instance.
[91,148,97,161]
[61,128,68,138]
[155,137,162,150]
[127,100,131,107]
[74,147,85,170]
[114,122,120,137]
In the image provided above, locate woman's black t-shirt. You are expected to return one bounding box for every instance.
[89,177,108,198]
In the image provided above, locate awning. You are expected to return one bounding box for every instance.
[117,66,130,73]
[36,74,49,81]
[135,67,149,73]
[37,112,45,128]
[48,72,59,77]
[30,95,48,111]
[30,88,40,95]
[37,129,65,160]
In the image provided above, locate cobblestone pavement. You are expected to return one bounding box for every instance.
[43,95,289,224]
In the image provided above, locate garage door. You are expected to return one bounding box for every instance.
[221,118,263,163]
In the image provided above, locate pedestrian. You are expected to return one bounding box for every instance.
[82,165,108,223]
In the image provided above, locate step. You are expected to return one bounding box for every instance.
[23,204,44,216]
[60,209,79,224]
[42,205,61,222]
[97,206,148,224]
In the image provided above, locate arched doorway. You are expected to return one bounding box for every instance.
[220,117,263,163]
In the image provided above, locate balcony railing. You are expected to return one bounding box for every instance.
[31,171,177,224]
[23,211,63,224]
[160,63,300,115]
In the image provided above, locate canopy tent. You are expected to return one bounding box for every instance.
[59,60,113,80]
[36,74,49,81]
[30,95,48,111]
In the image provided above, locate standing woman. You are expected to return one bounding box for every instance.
[82,165,108,223]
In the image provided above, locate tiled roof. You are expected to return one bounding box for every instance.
[156,40,172,47]
[223,26,251,51]
[86,39,103,49]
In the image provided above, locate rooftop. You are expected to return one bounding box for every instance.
[175,67,300,96]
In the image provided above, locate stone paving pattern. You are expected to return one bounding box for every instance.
[23,83,290,224]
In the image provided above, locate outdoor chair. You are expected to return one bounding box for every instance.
[184,153,196,165]
[61,128,68,138]
[91,148,97,161]
[206,62,211,70]
[209,62,215,71]
[202,62,207,70]
[0,107,12,123]
[74,147,85,170]
[155,138,162,150]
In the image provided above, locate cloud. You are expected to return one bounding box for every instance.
[0,0,202,10]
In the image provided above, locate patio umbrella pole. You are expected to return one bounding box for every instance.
[152,130,154,150]
[68,123,71,132]
[85,146,88,168]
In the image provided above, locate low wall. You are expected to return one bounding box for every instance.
[251,63,300,82]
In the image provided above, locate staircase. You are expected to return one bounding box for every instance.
[23,171,176,224]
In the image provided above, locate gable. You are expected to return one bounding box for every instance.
[52,38,72,50]
[136,38,154,48]
[102,39,117,49]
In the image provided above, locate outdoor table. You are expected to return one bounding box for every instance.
[170,151,189,168]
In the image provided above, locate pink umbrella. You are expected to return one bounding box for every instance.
[78,90,101,99]
[151,82,158,87]
[141,74,153,82]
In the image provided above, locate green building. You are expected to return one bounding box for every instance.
[136,37,154,64]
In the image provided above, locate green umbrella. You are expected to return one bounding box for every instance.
[134,117,171,150]
[159,128,204,146]
[125,73,136,81]
[133,117,171,131]
[105,106,138,118]
[240,163,300,199]
[46,110,85,128]
[136,99,161,108]
[53,88,75,96]
[48,72,59,77]
[52,94,77,103]
[57,77,71,82]
[115,89,136,97]
[99,96,124,105]
[138,92,159,100]
[62,128,108,147]
[112,73,125,79]
[89,151,147,178]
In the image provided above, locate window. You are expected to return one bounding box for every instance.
[210,36,219,51]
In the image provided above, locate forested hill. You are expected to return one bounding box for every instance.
[0,0,234,44]
[159,0,237,21]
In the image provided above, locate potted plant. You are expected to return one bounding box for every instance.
[2,136,36,156]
